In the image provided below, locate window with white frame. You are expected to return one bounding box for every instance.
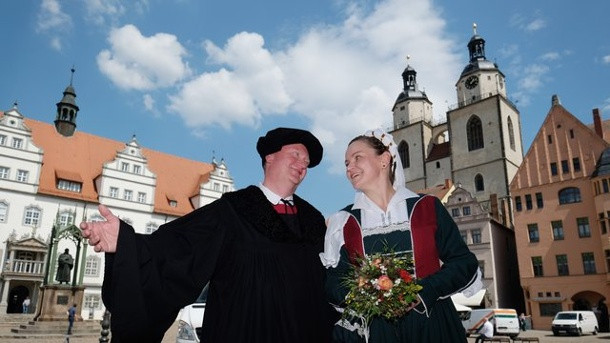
[12,137,23,149]
[84,294,102,309]
[133,165,141,174]
[137,192,146,203]
[109,187,119,198]
[57,179,82,192]
[85,256,101,277]
[0,134,6,145]
[214,183,220,191]
[90,214,104,222]
[145,222,158,234]
[17,170,29,183]
[0,166,9,179]
[121,162,129,172]
[123,190,133,201]
[24,206,42,226]
[0,201,8,222]
[59,211,75,226]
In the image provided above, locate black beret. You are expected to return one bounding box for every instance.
[256,127,323,168]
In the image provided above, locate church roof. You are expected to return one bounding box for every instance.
[5,114,215,216]
[426,142,451,162]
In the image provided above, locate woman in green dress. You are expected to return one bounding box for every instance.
[321,129,480,342]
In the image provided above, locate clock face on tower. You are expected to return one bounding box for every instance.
[465,75,479,89]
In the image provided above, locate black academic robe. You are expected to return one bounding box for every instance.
[102,186,334,342]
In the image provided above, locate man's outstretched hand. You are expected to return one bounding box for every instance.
[80,204,120,253]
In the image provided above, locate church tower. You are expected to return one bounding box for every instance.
[54,67,79,137]
[390,57,451,191]
[447,24,523,209]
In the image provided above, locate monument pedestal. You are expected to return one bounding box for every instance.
[35,284,84,322]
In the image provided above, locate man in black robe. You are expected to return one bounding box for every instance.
[80,127,334,342]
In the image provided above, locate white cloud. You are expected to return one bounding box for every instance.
[509,13,546,32]
[540,52,560,61]
[36,0,72,50]
[97,25,191,90]
[165,0,462,173]
[83,0,125,26]
[142,94,159,116]
[168,32,291,130]
[525,18,546,32]
[603,55,610,64]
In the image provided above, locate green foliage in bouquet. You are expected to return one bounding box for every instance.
[342,249,423,322]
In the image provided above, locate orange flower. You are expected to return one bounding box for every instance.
[377,275,394,291]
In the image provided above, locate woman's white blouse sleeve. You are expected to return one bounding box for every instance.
[319,211,350,268]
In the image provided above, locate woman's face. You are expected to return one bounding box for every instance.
[344,139,389,191]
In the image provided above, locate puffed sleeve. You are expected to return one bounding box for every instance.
[415,197,479,317]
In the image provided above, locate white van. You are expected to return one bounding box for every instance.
[551,311,598,336]
[462,308,520,338]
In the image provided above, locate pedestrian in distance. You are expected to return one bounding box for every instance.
[22,296,30,313]
[67,304,77,335]
[474,317,494,343]
[80,127,335,343]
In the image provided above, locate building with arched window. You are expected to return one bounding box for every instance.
[510,98,610,330]
[390,25,523,224]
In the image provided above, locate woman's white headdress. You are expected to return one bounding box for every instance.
[364,128,405,190]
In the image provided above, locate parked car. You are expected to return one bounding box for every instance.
[176,285,208,343]
[461,308,520,338]
[552,311,598,336]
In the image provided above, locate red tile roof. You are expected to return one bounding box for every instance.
[21,117,214,216]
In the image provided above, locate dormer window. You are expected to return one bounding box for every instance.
[169,200,177,207]
[133,165,141,174]
[57,179,82,192]
[121,162,129,172]
[0,134,6,145]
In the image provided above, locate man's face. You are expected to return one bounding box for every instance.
[265,143,310,186]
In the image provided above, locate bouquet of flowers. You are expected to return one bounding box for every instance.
[342,250,422,324]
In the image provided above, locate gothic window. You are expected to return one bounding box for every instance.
[467,116,484,151]
[507,117,515,151]
[558,187,581,204]
[474,174,484,192]
[398,141,409,168]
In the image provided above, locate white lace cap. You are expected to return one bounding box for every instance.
[363,128,405,189]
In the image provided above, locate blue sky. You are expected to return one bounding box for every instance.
[1,0,609,216]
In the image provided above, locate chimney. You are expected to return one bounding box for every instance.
[593,108,604,139]
[444,178,453,189]
[489,193,499,221]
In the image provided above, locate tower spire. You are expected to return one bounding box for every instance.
[54,67,80,137]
